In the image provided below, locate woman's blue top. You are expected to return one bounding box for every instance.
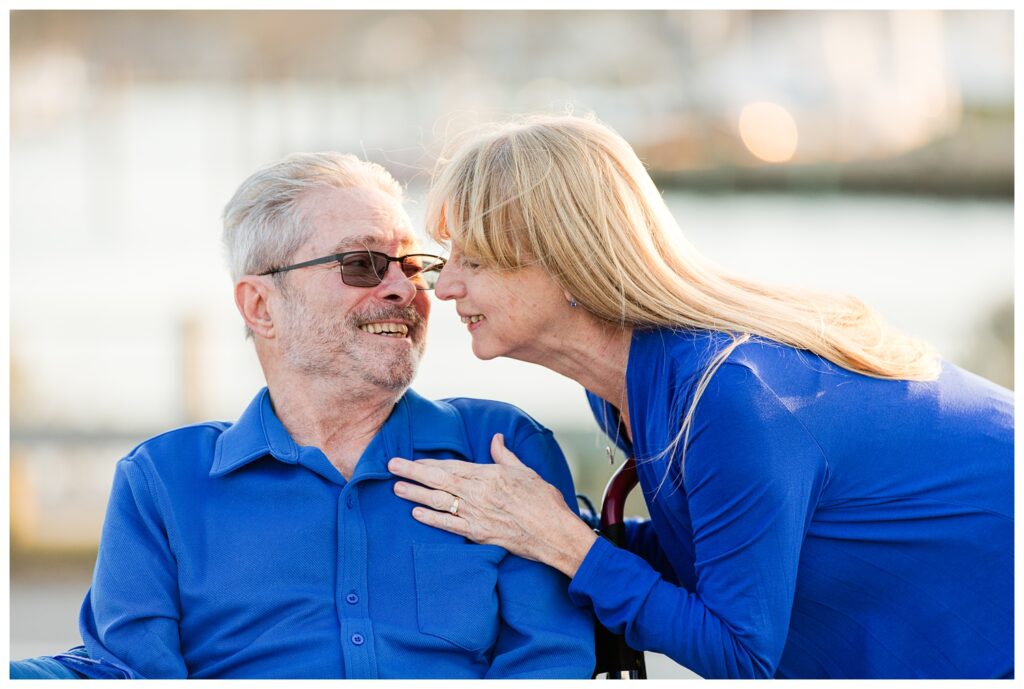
[574,327,1013,678]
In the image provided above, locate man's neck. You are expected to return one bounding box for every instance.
[265,373,404,481]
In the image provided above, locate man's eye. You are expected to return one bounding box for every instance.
[461,257,482,270]
[345,258,372,270]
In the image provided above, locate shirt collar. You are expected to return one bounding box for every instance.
[211,387,473,478]
[211,387,298,477]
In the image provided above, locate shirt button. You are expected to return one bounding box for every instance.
[351,633,365,646]
[346,496,354,509]
[346,592,359,605]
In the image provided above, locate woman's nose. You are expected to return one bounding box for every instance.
[433,263,462,301]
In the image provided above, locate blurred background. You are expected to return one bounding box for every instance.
[8,10,1014,679]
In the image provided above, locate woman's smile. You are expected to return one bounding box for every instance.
[460,313,486,331]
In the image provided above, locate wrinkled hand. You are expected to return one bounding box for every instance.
[388,433,597,578]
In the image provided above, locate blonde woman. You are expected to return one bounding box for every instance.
[387,114,1013,679]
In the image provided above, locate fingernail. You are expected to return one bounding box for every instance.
[393,482,406,495]
[412,507,425,519]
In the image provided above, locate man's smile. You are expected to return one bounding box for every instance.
[358,320,410,337]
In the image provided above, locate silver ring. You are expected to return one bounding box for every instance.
[448,496,461,516]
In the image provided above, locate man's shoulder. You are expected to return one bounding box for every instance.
[121,420,232,474]
[435,396,549,438]
[427,395,568,478]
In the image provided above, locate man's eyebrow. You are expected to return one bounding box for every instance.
[329,235,379,253]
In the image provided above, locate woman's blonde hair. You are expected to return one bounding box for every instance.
[426,113,940,485]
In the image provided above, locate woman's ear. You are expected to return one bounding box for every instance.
[235,276,276,339]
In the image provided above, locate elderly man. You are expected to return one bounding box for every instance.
[13,153,594,679]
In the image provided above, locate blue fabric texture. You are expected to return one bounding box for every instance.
[9,645,126,680]
[10,652,85,680]
[576,327,1013,679]
[79,387,595,679]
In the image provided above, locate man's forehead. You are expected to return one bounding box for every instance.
[329,232,420,253]
[299,185,420,252]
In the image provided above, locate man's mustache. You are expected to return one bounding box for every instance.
[354,306,425,330]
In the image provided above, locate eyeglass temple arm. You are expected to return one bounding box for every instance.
[258,254,340,276]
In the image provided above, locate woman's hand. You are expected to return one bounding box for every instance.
[388,433,598,578]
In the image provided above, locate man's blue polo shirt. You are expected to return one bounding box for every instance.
[77,387,595,679]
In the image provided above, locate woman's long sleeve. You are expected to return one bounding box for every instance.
[570,364,829,678]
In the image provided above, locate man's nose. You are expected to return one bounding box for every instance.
[375,262,418,304]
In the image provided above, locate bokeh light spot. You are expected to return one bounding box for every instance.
[739,101,799,163]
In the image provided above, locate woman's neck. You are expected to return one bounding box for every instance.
[526,317,633,417]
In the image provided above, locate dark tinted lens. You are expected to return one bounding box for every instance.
[404,255,445,290]
[340,251,387,287]
[399,260,421,278]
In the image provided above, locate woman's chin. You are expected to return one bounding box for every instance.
[470,339,502,361]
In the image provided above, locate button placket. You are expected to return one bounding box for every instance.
[337,483,377,678]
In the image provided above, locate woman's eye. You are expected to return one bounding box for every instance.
[461,257,482,270]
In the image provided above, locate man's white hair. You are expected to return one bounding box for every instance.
[222,152,404,284]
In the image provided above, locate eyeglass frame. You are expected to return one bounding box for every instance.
[258,249,448,291]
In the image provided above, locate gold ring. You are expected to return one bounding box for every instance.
[448,496,461,516]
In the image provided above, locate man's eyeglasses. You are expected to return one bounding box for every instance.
[259,250,447,291]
